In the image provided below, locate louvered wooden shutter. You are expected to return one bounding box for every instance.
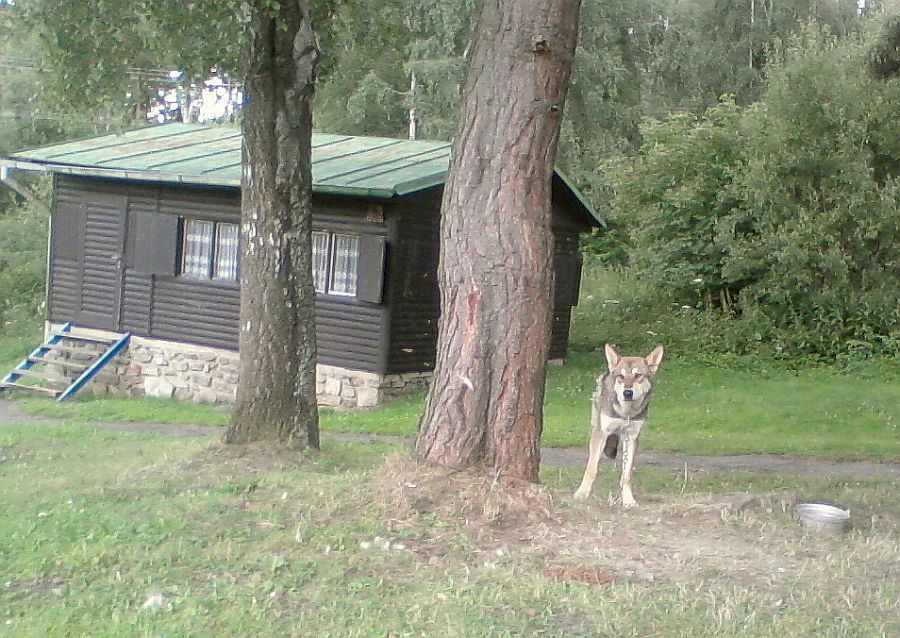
[129,211,179,275]
[53,201,84,261]
[356,235,386,304]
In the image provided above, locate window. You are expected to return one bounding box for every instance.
[213,223,240,281]
[181,219,240,282]
[331,234,359,296]
[312,231,360,296]
[312,231,330,293]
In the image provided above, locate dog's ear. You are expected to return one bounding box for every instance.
[604,343,621,371]
[644,345,665,373]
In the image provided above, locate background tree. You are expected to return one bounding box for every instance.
[0,3,125,326]
[223,0,321,447]
[867,13,900,79]
[16,0,324,446]
[414,0,582,481]
[604,26,899,359]
[314,0,473,139]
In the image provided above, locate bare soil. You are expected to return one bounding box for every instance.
[370,455,898,592]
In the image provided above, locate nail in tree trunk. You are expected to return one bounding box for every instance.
[414,0,581,481]
[225,1,320,448]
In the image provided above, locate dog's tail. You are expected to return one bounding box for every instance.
[603,434,619,460]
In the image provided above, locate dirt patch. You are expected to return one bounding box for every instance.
[103,421,223,437]
[0,398,222,437]
[542,446,900,481]
[544,566,615,586]
[123,440,310,491]
[375,454,558,527]
[170,440,308,474]
[368,455,898,589]
[4,574,68,604]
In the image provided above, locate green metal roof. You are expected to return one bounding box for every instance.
[4,123,602,226]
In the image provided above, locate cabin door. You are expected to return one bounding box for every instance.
[74,193,127,331]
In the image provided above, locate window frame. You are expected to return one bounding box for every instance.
[312,230,331,294]
[328,233,360,297]
[179,218,241,283]
[312,230,362,298]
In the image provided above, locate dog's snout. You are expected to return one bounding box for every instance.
[622,389,634,400]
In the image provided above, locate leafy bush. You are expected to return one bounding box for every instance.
[0,200,48,329]
[601,100,748,311]
[600,32,900,360]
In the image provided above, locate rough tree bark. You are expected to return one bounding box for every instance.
[414,0,581,481]
[224,1,320,448]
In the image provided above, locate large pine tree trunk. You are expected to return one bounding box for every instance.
[224,1,320,448]
[414,0,581,481]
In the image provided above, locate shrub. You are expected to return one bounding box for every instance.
[0,200,48,329]
[600,32,900,360]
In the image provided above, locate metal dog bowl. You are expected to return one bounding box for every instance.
[795,501,851,534]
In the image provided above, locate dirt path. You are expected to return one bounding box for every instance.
[2,398,897,480]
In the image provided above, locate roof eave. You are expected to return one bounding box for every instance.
[3,156,605,227]
[3,158,242,189]
[554,169,605,228]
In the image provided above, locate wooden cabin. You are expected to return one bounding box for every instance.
[2,124,602,407]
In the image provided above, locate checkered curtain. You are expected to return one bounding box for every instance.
[182,220,214,277]
[213,223,240,281]
[331,234,359,295]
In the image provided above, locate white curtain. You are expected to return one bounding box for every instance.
[182,219,214,277]
[213,223,240,281]
[330,234,359,295]
[312,231,330,293]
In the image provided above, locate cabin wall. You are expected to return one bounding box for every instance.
[48,176,391,373]
[384,189,589,374]
[45,175,591,406]
[383,189,442,375]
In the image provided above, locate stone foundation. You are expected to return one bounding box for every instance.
[45,323,431,408]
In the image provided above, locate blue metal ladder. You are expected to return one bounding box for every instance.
[0,323,131,402]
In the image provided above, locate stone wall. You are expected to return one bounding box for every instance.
[45,323,431,408]
[316,364,431,409]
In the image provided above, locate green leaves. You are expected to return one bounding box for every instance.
[602,31,900,360]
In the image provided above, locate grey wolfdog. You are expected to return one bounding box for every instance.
[573,343,665,507]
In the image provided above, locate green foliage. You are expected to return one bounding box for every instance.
[314,0,472,138]
[724,32,900,359]
[0,200,47,326]
[19,0,245,113]
[866,11,900,79]
[602,30,900,360]
[603,100,748,311]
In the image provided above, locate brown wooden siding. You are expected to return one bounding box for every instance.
[384,190,442,375]
[315,300,385,370]
[120,273,152,334]
[384,192,587,373]
[48,258,80,321]
[148,278,240,350]
[49,175,391,373]
[79,195,124,328]
[49,176,588,376]
[550,229,583,360]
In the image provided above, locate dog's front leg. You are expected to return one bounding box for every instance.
[573,403,604,500]
[619,429,641,508]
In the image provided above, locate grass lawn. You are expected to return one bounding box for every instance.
[0,319,43,371]
[1,421,897,637]
[10,348,900,460]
